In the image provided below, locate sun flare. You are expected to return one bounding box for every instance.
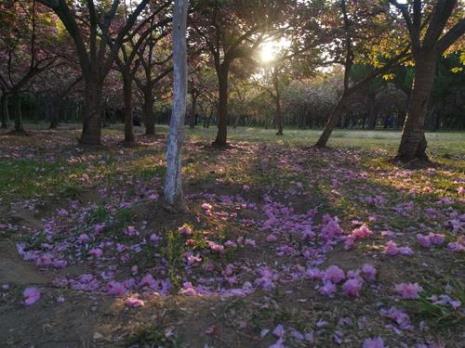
[260,41,277,63]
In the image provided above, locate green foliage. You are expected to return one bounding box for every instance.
[0,159,85,202]
[59,184,83,199]
[115,208,133,227]
[126,325,183,348]
[88,206,110,224]
[164,230,186,291]
[405,281,465,331]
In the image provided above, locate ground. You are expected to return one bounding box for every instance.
[0,125,465,348]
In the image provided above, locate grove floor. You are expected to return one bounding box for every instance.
[0,125,464,347]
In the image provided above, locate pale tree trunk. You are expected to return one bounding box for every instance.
[122,72,135,144]
[213,64,229,146]
[396,52,437,162]
[164,0,189,209]
[80,78,103,145]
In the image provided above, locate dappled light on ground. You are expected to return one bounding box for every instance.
[1,127,465,347]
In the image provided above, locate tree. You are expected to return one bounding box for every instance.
[428,53,465,130]
[284,74,341,129]
[0,0,59,133]
[164,0,189,209]
[31,67,82,129]
[348,65,385,129]
[191,0,297,146]
[389,0,465,162]
[188,65,218,128]
[254,37,321,135]
[0,90,9,129]
[316,0,410,147]
[187,56,207,129]
[37,0,151,145]
[254,63,291,135]
[134,22,172,136]
[114,2,171,144]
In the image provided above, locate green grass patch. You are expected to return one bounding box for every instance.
[0,159,86,201]
[126,325,183,348]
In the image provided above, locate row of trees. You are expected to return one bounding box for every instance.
[1,0,465,207]
[207,54,464,132]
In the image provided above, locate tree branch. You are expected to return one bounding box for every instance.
[389,0,420,52]
[423,0,457,50]
[437,17,465,53]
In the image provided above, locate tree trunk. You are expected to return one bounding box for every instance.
[123,72,135,144]
[233,114,240,129]
[274,77,283,136]
[213,64,229,146]
[367,94,377,129]
[13,94,24,133]
[397,110,406,129]
[1,94,9,129]
[396,52,437,162]
[204,109,213,128]
[434,110,441,131]
[143,85,155,136]
[80,79,103,145]
[315,95,346,147]
[49,98,59,129]
[189,93,197,129]
[164,0,188,209]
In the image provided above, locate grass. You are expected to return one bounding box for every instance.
[164,229,187,291]
[7,122,465,155]
[1,125,465,347]
[126,325,183,347]
[2,124,464,205]
[185,126,465,157]
[406,280,465,331]
[0,159,86,201]
[88,205,110,224]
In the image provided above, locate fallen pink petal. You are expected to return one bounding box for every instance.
[23,287,41,306]
[394,283,423,300]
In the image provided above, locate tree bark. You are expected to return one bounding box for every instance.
[204,109,213,128]
[434,109,441,131]
[13,94,24,133]
[367,94,377,129]
[80,79,103,145]
[189,92,197,129]
[315,95,346,147]
[396,52,437,162]
[1,94,9,129]
[48,98,59,129]
[143,84,155,135]
[213,64,229,146]
[164,0,189,209]
[122,72,135,144]
[233,114,240,129]
[274,78,283,136]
